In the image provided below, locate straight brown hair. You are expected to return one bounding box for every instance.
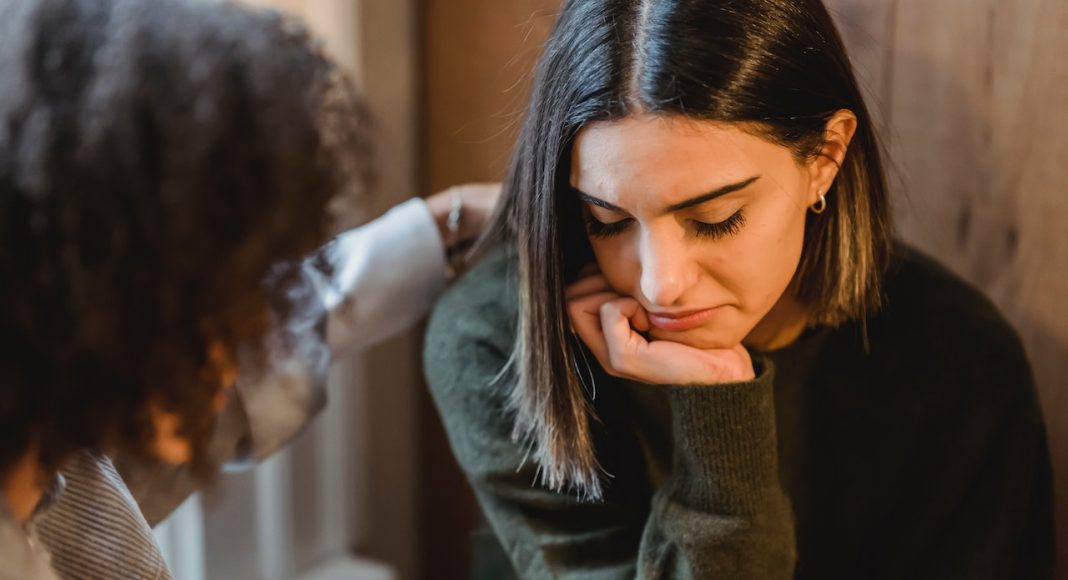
[480,0,893,499]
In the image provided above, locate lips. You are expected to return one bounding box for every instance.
[647,307,722,332]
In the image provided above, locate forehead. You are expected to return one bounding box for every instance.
[570,114,791,201]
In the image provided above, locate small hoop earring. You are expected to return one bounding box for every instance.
[811,192,827,214]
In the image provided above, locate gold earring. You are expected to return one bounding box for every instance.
[811,192,827,214]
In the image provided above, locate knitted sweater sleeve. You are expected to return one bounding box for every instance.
[423,261,796,579]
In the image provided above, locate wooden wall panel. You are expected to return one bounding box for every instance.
[421,0,561,188]
[418,2,561,579]
[823,2,897,139]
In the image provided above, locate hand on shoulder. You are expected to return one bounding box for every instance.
[426,183,501,249]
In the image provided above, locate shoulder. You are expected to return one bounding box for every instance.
[424,245,518,396]
[867,243,1034,391]
[877,244,1024,351]
[435,244,518,315]
[423,246,525,466]
[427,245,518,351]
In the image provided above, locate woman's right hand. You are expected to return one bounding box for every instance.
[426,183,501,249]
[566,272,755,386]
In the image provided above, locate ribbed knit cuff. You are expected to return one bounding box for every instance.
[664,357,781,515]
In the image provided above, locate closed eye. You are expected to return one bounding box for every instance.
[585,215,632,238]
[586,211,746,240]
[692,210,746,240]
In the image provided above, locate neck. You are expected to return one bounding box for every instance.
[1,446,45,523]
[745,292,810,352]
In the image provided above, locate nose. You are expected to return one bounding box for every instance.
[638,229,694,308]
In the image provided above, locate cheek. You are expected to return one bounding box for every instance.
[725,203,807,307]
[589,238,638,295]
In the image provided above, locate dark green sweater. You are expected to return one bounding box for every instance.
[423,244,1052,579]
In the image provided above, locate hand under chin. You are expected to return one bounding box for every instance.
[647,326,747,352]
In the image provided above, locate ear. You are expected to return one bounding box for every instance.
[806,110,858,206]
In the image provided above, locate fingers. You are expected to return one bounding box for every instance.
[426,182,504,244]
[456,182,503,213]
[597,298,754,385]
[564,272,610,300]
[567,290,616,367]
[629,301,651,332]
[565,272,634,378]
[599,298,651,376]
[566,273,757,384]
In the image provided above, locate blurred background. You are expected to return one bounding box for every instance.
[152,0,1068,578]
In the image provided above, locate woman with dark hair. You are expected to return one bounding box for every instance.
[424,0,1053,577]
[0,0,496,578]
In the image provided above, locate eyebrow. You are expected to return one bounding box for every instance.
[574,175,761,215]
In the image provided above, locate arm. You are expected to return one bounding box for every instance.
[423,266,795,579]
[320,182,500,356]
[216,197,450,472]
[237,184,499,464]
[645,374,796,579]
[123,185,500,524]
[318,197,448,357]
[116,195,436,521]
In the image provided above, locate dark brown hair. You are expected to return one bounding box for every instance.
[0,0,373,476]
[483,0,893,498]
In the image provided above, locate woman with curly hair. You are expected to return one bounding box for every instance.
[0,0,496,577]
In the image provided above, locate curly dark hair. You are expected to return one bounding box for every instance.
[0,0,373,477]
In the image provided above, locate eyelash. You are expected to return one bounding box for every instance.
[693,210,747,239]
[585,210,747,240]
[584,217,631,238]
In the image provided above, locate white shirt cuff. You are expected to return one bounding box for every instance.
[323,197,448,356]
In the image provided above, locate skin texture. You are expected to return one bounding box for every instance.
[0,445,42,521]
[566,113,855,385]
[425,183,502,247]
